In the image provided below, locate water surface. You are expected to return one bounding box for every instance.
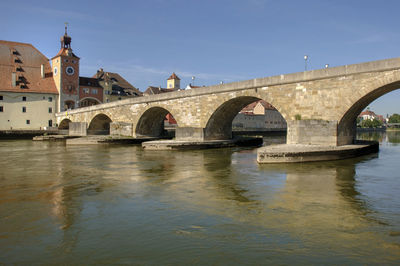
[0,132,399,264]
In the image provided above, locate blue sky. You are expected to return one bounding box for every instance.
[1,0,399,115]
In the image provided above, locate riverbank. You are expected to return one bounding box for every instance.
[0,130,59,139]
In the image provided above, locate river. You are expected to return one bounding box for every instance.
[0,131,399,264]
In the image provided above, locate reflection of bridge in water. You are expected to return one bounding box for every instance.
[57,57,400,147]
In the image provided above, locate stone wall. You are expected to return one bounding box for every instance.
[56,57,400,146]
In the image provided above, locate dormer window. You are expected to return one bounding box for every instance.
[12,49,19,55]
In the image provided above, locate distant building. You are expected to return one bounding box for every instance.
[95,69,142,102]
[359,110,385,122]
[185,84,202,90]
[0,40,58,130]
[144,73,181,95]
[167,72,180,90]
[233,100,287,130]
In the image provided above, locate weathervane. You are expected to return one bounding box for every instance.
[64,22,69,35]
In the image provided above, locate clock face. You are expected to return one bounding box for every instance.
[54,67,58,76]
[66,66,75,75]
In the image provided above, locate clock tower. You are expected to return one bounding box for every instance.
[51,23,80,112]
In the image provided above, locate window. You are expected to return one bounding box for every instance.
[43,96,45,100]
[0,95,3,100]
[48,97,52,102]
[0,106,3,112]
[48,107,52,113]
[26,120,30,125]
[91,88,98,94]
[22,106,26,113]
[65,59,69,63]
[83,88,89,94]
[22,96,26,101]
[48,120,53,127]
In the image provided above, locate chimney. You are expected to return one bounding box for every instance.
[12,72,16,86]
[41,64,45,78]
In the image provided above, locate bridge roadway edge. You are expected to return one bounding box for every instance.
[56,57,400,117]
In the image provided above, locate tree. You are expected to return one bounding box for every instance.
[389,113,400,123]
[359,118,383,128]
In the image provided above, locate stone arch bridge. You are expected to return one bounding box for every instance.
[56,57,400,146]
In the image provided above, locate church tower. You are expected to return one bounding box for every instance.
[167,72,180,90]
[51,23,80,112]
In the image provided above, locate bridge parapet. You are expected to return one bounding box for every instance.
[56,57,400,146]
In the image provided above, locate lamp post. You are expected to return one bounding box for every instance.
[191,76,195,86]
[325,64,329,68]
[304,55,308,71]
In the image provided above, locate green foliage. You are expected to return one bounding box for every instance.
[359,118,383,128]
[294,114,301,120]
[389,113,400,123]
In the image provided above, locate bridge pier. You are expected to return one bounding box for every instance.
[69,122,87,136]
[110,122,133,137]
[286,120,338,146]
[175,127,233,141]
[175,127,206,141]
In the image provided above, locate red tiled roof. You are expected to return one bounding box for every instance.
[51,47,79,60]
[167,72,180,80]
[240,100,276,113]
[144,86,171,95]
[79,76,101,88]
[359,110,377,117]
[0,40,58,94]
[94,70,142,96]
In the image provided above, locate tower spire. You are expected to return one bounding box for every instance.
[60,22,72,49]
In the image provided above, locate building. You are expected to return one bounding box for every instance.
[78,77,103,107]
[0,40,58,130]
[359,110,385,122]
[0,25,141,130]
[95,69,142,102]
[185,84,201,90]
[144,73,181,95]
[51,25,139,111]
[232,100,287,130]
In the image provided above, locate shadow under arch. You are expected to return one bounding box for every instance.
[136,107,176,138]
[337,81,400,145]
[58,119,72,130]
[88,114,112,135]
[204,96,286,140]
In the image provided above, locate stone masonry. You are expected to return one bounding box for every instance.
[56,57,400,146]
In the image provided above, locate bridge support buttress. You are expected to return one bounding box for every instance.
[286,120,340,146]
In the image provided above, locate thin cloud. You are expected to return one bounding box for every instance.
[104,62,245,83]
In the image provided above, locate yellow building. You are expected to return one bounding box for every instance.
[0,40,58,130]
[167,72,180,90]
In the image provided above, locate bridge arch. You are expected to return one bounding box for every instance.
[135,106,177,138]
[204,96,286,140]
[58,118,72,130]
[88,113,112,135]
[338,79,400,145]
